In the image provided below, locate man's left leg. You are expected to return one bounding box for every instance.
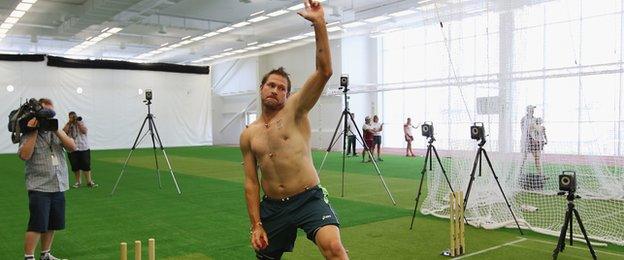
[315,225,348,260]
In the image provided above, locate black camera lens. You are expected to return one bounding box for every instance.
[77,116,83,121]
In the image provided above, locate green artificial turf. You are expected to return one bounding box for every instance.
[0,146,622,259]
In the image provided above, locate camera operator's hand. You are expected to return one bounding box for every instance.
[27,118,38,128]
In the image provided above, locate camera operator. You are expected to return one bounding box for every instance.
[18,98,76,260]
[63,112,97,188]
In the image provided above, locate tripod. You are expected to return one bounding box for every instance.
[409,136,459,229]
[463,139,523,235]
[111,98,182,195]
[317,86,396,205]
[552,191,597,260]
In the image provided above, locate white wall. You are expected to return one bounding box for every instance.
[211,58,259,145]
[212,38,349,150]
[210,35,385,150]
[0,60,212,154]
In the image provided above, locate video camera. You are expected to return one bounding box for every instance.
[7,98,58,143]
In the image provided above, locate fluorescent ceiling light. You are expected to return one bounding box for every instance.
[213,54,224,58]
[247,41,258,46]
[232,21,250,28]
[233,49,247,54]
[22,0,38,3]
[288,35,307,40]
[304,31,315,37]
[89,37,103,42]
[365,16,391,23]
[15,3,32,12]
[258,43,275,48]
[181,35,191,40]
[248,16,269,23]
[100,32,113,38]
[342,21,365,28]
[10,10,26,18]
[271,39,291,44]
[418,0,434,3]
[203,32,219,37]
[0,23,14,29]
[287,4,304,11]
[4,17,19,24]
[327,26,342,32]
[216,26,234,33]
[101,27,110,32]
[180,40,194,45]
[160,42,169,46]
[250,10,265,16]
[267,9,288,17]
[191,36,206,41]
[108,27,123,33]
[390,9,417,17]
[245,46,261,50]
[326,21,340,27]
[223,48,233,52]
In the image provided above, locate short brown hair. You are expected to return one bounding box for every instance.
[260,67,292,93]
[38,98,52,105]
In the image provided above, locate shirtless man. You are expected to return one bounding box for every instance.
[239,1,347,259]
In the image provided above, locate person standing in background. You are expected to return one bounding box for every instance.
[63,112,97,188]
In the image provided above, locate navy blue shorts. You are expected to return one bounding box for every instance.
[27,191,65,233]
[68,149,91,172]
[256,185,340,259]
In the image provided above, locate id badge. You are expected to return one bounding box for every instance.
[51,155,59,166]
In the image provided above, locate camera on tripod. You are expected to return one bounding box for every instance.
[559,171,577,192]
[145,89,153,101]
[339,75,349,92]
[470,122,486,141]
[421,121,434,138]
[7,98,58,143]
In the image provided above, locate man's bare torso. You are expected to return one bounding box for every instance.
[244,99,319,198]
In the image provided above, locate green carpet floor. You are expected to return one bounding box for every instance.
[0,146,621,259]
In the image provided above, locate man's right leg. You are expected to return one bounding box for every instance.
[24,231,41,256]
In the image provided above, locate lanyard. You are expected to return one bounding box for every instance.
[37,131,54,153]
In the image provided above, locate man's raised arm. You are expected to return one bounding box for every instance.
[293,0,333,115]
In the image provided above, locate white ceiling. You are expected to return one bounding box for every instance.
[0,0,540,65]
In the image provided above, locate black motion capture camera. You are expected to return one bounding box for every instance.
[559,171,577,192]
[470,122,485,141]
[145,89,153,101]
[8,98,58,143]
[421,121,434,138]
[339,75,349,93]
[340,75,349,88]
